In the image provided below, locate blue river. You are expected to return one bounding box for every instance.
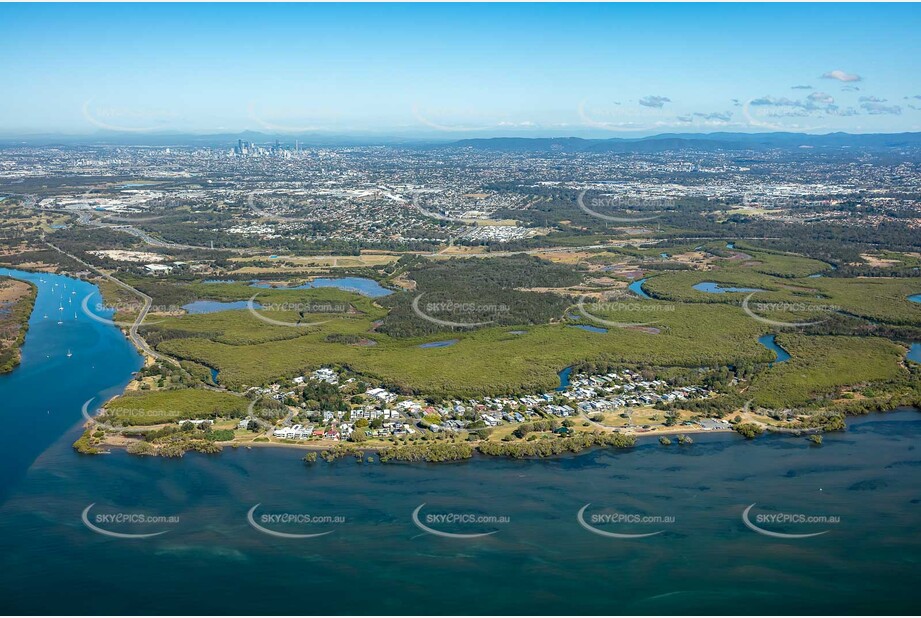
[251,276,393,298]
[693,281,763,294]
[759,334,791,363]
[0,268,919,614]
[0,268,142,501]
[628,277,652,299]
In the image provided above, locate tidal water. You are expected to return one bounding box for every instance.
[417,339,459,349]
[557,366,573,391]
[0,268,141,502]
[0,269,920,615]
[628,277,652,299]
[693,281,763,294]
[251,277,393,298]
[909,343,921,364]
[758,334,791,363]
[569,324,608,334]
[182,300,261,314]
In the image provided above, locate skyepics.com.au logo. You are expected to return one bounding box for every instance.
[247,295,349,328]
[411,294,510,328]
[577,504,674,539]
[81,397,202,429]
[81,503,179,539]
[247,101,340,134]
[80,295,177,327]
[246,504,343,539]
[412,193,470,223]
[411,504,509,539]
[576,190,663,224]
[82,100,178,133]
[741,294,840,328]
[575,295,674,329]
[101,213,166,224]
[246,190,300,221]
[577,99,663,133]
[742,503,839,539]
[411,103,499,133]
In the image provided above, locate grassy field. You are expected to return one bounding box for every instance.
[104,388,248,425]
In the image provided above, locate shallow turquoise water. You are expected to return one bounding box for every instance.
[628,277,652,299]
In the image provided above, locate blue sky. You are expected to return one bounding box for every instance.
[2,3,920,136]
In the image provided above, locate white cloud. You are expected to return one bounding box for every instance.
[808,92,835,105]
[694,111,733,122]
[638,95,670,108]
[821,70,862,82]
[860,101,901,115]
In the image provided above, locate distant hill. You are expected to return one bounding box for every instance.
[446,132,921,153]
[4,130,921,151]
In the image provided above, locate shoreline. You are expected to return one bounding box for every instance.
[0,276,37,374]
[87,404,921,460]
[88,405,921,461]
[4,265,917,462]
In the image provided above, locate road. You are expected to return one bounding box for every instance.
[15,194,249,253]
[44,240,178,367]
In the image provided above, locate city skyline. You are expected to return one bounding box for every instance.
[2,3,921,137]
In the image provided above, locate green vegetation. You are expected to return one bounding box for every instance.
[103,388,248,425]
[72,429,104,455]
[379,254,582,338]
[126,441,157,456]
[734,423,764,439]
[477,431,635,458]
[748,335,907,408]
[377,442,475,462]
[31,195,920,460]
[0,277,36,374]
[641,263,921,326]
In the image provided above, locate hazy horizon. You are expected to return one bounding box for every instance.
[2,3,920,137]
